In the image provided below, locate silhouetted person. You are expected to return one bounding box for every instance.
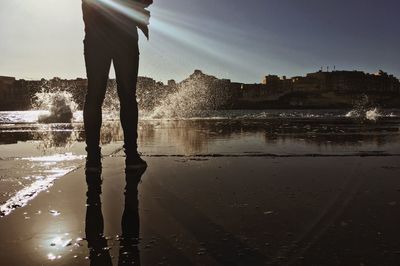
[85,168,146,266]
[82,0,153,172]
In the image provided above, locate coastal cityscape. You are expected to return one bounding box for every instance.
[1,68,399,112]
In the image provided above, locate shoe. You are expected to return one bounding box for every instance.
[125,153,147,171]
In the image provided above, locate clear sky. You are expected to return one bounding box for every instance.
[0,0,399,83]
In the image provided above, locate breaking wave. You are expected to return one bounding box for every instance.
[33,90,77,123]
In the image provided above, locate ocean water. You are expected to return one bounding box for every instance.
[0,109,400,216]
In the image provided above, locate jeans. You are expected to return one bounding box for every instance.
[83,31,140,155]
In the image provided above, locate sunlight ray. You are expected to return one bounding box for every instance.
[86,0,150,25]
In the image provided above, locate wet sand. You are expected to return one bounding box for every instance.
[2,118,399,206]
[0,155,399,265]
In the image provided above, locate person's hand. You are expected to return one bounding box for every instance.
[133,2,150,26]
[139,0,153,8]
[141,9,150,26]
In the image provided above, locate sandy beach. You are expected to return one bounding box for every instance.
[0,154,399,265]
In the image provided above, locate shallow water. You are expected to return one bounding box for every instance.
[0,109,400,216]
[1,109,400,124]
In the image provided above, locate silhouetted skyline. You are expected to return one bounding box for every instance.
[0,0,399,83]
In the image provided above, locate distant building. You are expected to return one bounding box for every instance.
[246,70,400,97]
[230,69,400,108]
[0,76,16,87]
[137,76,156,88]
[304,70,400,93]
[167,79,176,87]
[241,84,268,99]
[0,76,31,110]
[0,76,16,99]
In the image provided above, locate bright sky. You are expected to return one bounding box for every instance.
[0,0,399,83]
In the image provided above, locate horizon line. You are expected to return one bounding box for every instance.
[1,68,398,84]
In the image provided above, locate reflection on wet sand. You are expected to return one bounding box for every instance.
[119,169,146,266]
[85,168,146,266]
[85,173,112,265]
[1,119,399,154]
[140,120,400,153]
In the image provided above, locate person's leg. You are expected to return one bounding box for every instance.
[83,36,112,168]
[113,37,140,155]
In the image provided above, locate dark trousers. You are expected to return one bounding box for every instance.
[83,31,140,155]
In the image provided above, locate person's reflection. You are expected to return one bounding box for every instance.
[119,168,146,266]
[85,173,112,265]
[85,168,146,266]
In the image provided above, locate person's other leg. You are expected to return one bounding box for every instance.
[113,38,140,154]
[83,36,112,168]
